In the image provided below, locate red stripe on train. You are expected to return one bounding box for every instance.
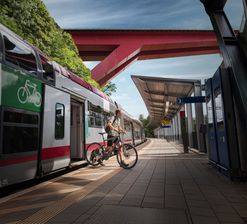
[41,145,70,160]
[0,155,37,167]
[0,146,70,167]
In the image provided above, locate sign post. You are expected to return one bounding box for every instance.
[180,110,189,153]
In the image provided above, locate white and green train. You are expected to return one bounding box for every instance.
[0,23,145,188]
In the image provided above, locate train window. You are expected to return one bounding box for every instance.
[3,35,37,74]
[88,111,103,127]
[0,32,3,62]
[71,107,73,126]
[39,54,54,83]
[124,120,131,131]
[3,126,39,154]
[4,110,38,124]
[88,102,104,127]
[95,113,103,127]
[2,110,39,154]
[89,115,95,126]
[55,103,65,139]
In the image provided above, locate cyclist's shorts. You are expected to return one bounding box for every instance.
[107,135,119,146]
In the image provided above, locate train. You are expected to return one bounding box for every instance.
[0,23,145,188]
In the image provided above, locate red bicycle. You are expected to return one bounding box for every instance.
[85,133,138,169]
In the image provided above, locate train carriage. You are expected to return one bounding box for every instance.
[132,119,144,145]
[0,23,145,188]
[123,117,134,145]
[0,24,43,187]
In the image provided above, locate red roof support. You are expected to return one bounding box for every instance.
[67,30,219,86]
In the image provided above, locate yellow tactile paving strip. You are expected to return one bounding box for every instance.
[10,189,79,202]
[0,171,84,205]
[15,168,121,224]
[0,141,151,224]
[0,202,54,216]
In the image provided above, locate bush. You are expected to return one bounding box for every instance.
[0,0,99,87]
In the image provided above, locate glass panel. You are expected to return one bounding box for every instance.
[88,109,103,127]
[70,106,73,126]
[88,116,95,127]
[39,54,54,83]
[4,35,37,74]
[3,126,38,154]
[55,103,65,139]
[215,92,223,123]
[124,122,130,131]
[224,0,243,30]
[207,99,214,124]
[4,110,38,125]
[95,114,102,127]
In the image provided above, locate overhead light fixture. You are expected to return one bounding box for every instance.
[165,101,170,114]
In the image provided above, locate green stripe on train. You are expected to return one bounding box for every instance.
[1,64,43,113]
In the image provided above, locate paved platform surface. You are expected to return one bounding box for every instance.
[1,139,247,224]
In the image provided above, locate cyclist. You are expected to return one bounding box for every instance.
[104,109,128,166]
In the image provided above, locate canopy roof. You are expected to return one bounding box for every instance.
[131,75,199,128]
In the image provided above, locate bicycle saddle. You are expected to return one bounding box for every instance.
[98,132,107,135]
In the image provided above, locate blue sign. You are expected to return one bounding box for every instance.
[177,96,206,104]
[160,125,171,128]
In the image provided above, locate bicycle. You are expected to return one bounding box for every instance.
[17,79,42,107]
[85,133,138,169]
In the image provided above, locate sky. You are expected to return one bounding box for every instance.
[43,0,244,118]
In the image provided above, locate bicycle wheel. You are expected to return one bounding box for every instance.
[85,142,104,166]
[17,87,28,104]
[34,91,42,107]
[117,144,138,169]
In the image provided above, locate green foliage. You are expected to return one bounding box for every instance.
[102,82,117,96]
[139,114,154,137]
[0,0,99,87]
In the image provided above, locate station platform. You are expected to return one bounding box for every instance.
[0,139,247,224]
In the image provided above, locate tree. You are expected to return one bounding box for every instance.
[139,114,144,122]
[0,0,99,87]
[139,114,154,137]
[102,82,117,96]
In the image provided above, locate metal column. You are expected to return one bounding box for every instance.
[177,112,182,144]
[174,117,177,142]
[186,103,193,148]
[200,0,247,138]
[194,81,205,152]
[201,0,247,173]
[180,109,189,153]
[174,113,179,143]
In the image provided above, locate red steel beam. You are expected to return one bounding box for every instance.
[67,30,219,86]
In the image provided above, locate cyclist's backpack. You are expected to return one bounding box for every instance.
[105,116,117,134]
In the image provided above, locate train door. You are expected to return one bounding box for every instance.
[205,78,218,164]
[70,100,85,160]
[41,85,70,174]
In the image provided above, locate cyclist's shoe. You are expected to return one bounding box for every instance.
[98,158,105,166]
[102,152,109,160]
[120,160,129,167]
